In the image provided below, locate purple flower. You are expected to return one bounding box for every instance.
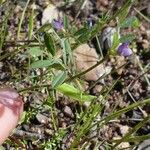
[53,19,63,30]
[117,42,132,56]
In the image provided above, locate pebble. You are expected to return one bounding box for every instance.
[118,125,129,136]
[137,139,150,150]
[42,4,62,25]
[36,113,49,124]
[63,106,74,118]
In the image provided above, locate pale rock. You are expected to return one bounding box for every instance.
[31,3,37,10]
[142,39,149,49]
[42,4,62,25]
[14,5,23,13]
[118,125,129,136]
[118,142,130,149]
[140,25,146,31]
[63,106,74,118]
[93,84,103,94]
[99,0,109,6]
[74,44,110,81]
[111,56,126,75]
[83,101,91,108]
[113,137,130,149]
[96,0,109,11]
[36,113,49,124]
[146,30,150,38]
[0,62,3,69]
[137,139,150,150]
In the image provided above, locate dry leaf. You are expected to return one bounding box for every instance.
[74,44,110,81]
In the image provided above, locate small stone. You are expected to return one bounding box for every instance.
[0,62,3,69]
[137,139,150,150]
[111,56,126,75]
[113,137,130,149]
[92,84,103,95]
[36,113,49,124]
[146,30,150,38]
[63,106,74,118]
[42,4,62,25]
[14,5,23,13]
[96,0,109,11]
[132,110,143,120]
[140,25,146,31]
[83,101,91,108]
[118,142,130,149]
[118,125,129,136]
[142,39,149,49]
[99,0,109,6]
[45,129,54,136]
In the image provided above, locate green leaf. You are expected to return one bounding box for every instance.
[112,32,120,47]
[74,27,89,37]
[44,33,56,56]
[74,26,92,43]
[31,60,52,68]
[120,34,136,43]
[36,23,51,34]
[120,16,140,28]
[61,38,73,65]
[117,0,133,24]
[0,0,5,5]
[31,59,65,70]
[50,59,66,70]
[56,83,96,102]
[109,32,120,55]
[27,47,43,57]
[61,39,67,65]
[52,71,67,88]
[63,15,69,30]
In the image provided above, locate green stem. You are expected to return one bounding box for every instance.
[18,84,51,93]
[17,0,30,40]
[134,8,150,23]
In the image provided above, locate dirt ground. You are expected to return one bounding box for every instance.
[0,0,150,149]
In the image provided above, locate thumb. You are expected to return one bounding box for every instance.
[0,87,23,144]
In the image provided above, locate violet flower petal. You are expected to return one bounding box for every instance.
[118,43,132,56]
[53,19,63,30]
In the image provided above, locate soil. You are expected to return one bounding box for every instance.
[0,0,149,149]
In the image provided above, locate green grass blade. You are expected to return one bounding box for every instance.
[28,5,34,40]
[112,134,150,143]
[17,0,30,40]
[112,115,150,149]
[0,1,13,49]
[92,98,150,129]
